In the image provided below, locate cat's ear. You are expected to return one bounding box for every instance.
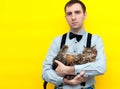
[62,45,68,49]
[83,45,86,49]
[92,45,96,49]
[61,45,68,52]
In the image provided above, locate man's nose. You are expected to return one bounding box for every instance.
[71,14,76,20]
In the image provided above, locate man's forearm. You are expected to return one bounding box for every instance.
[65,66,75,75]
[63,71,87,85]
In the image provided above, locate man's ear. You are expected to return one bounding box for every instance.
[65,14,68,22]
[65,14,67,20]
[84,12,87,19]
[65,15,66,19]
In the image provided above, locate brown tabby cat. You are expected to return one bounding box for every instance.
[52,45,97,79]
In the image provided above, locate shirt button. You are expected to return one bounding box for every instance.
[75,42,77,43]
[74,50,76,53]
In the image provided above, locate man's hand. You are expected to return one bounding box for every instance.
[55,60,74,77]
[63,70,89,85]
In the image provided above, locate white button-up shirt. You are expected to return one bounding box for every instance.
[42,30,106,89]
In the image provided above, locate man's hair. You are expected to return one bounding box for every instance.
[64,0,86,13]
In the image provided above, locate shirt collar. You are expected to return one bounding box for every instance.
[69,29,86,35]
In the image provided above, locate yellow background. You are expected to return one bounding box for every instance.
[0,0,120,89]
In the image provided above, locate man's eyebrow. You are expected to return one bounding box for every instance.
[75,10,81,12]
[74,10,81,12]
[66,11,72,13]
[66,11,72,15]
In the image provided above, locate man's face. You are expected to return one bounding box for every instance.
[65,3,86,30]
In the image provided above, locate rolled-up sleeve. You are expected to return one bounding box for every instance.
[42,37,64,86]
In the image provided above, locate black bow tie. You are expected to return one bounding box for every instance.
[69,32,82,42]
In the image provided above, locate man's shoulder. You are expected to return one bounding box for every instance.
[91,34,104,45]
[51,33,68,44]
[92,34,102,40]
[53,35,63,41]
[53,33,68,41]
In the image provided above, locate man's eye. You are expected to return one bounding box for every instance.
[75,11,81,14]
[66,12,72,16]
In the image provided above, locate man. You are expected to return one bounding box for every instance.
[42,0,106,89]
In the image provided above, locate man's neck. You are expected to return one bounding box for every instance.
[70,27,84,34]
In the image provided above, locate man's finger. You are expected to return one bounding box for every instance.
[64,78,72,84]
[80,70,85,77]
[54,60,62,64]
[54,60,59,63]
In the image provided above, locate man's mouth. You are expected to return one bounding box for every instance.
[72,22,77,25]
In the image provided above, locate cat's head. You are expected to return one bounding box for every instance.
[83,45,97,54]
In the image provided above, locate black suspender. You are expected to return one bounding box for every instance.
[43,81,47,89]
[86,33,92,48]
[60,33,67,49]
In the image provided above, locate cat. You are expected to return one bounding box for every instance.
[52,45,97,79]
